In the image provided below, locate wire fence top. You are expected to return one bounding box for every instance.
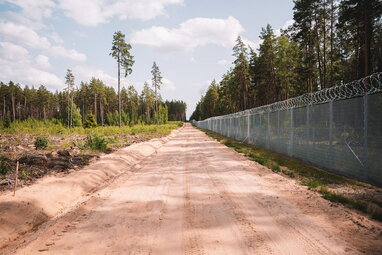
[200,72,382,121]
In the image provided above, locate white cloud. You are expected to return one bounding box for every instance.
[275,19,294,36]
[0,42,62,88]
[0,21,51,49]
[242,37,259,51]
[48,32,64,44]
[74,31,88,38]
[217,59,230,65]
[189,57,196,63]
[59,0,183,26]
[35,54,51,69]
[74,65,118,88]
[162,77,176,91]
[4,0,56,21]
[0,41,29,62]
[131,16,244,52]
[0,21,86,62]
[1,11,47,30]
[50,46,86,62]
[131,77,176,94]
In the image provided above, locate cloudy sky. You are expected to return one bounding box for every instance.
[0,0,294,118]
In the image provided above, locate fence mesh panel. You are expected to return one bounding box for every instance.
[194,73,382,186]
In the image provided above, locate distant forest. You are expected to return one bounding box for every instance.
[191,0,382,121]
[0,78,187,126]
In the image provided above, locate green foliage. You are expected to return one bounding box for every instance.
[19,169,28,179]
[86,134,108,152]
[121,111,130,125]
[318,187,367,212]
[191,0,382,120]
[3,115,11,128]
[166,100,187,121]
[0,159,10,175]
[110,31,134,77]
[72,104,82,127]
[83,113,97,128]
[34,136,48,149]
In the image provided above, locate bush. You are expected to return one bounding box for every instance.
[34,136,48,149]
[19,169,28,179]
[86,134,108,152]
[3,115,11,128]
[83,113,97,128]
[0,160,10,175]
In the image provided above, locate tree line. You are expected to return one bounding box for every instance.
[0,77,186,126]
[0,30,187,127]
[191,0,382,120]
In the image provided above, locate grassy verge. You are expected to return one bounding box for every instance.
[0,119,183,136]
[198,127,382,222]
[0,121,183,191]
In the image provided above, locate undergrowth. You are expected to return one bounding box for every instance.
[0,118,183,136]
[199,127,382,223]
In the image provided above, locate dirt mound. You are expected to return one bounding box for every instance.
[0,128,179,250]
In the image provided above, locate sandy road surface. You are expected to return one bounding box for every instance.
[4,124,382,254]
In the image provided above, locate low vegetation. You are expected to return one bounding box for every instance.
[199,127,382,222]
[34,136,48,150]
[0,120,183,191]
[0,118,182,136]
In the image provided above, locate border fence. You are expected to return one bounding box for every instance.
[193,73,382,186]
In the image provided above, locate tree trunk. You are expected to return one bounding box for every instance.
[118,56,121,127]
[314,5,323,90]
[155,85,158,125]
[11,94,15,121]
[323,0,327,89]
[94,91,97,124]
[24,96,27,120]
[100,99,104,126]
[330,0,334,84]
[70,93,73,128]
[363,9,371,77]
[3,96,5,120]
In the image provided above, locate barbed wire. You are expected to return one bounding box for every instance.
[201,72,382,120]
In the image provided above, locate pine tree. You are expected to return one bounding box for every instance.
[151,62,162,125]
[232,36,250,110]
[65,69,75,128]
[110,31,134,127]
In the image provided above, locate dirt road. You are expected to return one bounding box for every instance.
[3,124,382,254]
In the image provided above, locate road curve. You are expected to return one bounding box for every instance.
[8,124,378,254]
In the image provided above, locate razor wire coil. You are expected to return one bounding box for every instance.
[205,72,382,120]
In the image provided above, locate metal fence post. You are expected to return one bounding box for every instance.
[289,108,294,157]
[363,94,369,182]
[228,118,231,137]
[247,113,250,144]
[329,101,333,170]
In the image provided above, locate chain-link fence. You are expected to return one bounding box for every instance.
[194,73,382,186]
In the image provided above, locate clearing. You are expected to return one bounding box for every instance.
[1,123,381,254]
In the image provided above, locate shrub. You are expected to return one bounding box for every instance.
[72,104,83,127]
[19,169,28,179]
[3,115,11,128]
[34,136,48,149]
[83,113,97,128]
[86,134,108,152]
[0,160,10,175]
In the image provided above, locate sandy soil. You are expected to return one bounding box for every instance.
[1,124,381,254]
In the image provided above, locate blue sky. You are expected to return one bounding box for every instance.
[0,0,294,118]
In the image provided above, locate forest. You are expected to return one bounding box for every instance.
[0,31,187,128]
[0,78,187,127]
[191,0,382,120]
